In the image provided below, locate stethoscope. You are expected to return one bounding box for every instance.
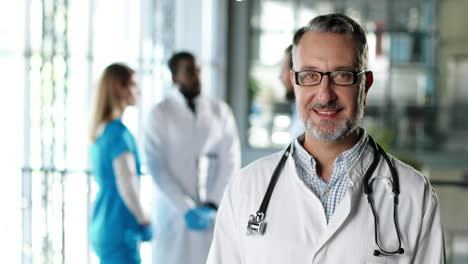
[246,135,405,257]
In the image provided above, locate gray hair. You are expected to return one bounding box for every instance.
[292,13,369,71]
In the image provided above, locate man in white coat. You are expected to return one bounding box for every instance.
[208,13,445,264]
[144,51,240,264]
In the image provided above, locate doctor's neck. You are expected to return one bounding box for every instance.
[303,129,361,182]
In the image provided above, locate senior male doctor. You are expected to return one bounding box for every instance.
[144,51,240,264]
[207,13,445,264]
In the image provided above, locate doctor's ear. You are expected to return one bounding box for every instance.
[289,70,296,87]
[365,71,373,92]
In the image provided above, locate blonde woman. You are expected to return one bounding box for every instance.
[89,63,152,264]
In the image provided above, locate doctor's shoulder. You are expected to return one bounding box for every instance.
[206,97,234,118]
[236,152,286,191]
[390,155,439,206]
[222,151,286,213]
[106,119,128,138]
[147,99,176,121]
[101,120,136,151]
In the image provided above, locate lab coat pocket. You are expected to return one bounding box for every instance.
[244,238,289,264]
[288,244,315,263]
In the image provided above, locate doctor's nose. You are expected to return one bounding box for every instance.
[316,75,337,104]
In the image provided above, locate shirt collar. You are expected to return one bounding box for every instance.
[292,128,368,172]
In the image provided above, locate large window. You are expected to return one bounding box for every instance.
[13,0,173,263]
[0,2,25,263]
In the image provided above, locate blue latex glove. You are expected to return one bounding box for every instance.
[123,224,153,246]
[138,223,153,242]
[184,206,217,230]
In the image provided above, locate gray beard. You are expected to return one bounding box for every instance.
[304,104,364,143]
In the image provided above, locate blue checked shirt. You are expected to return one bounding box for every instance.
[292,132,368,223]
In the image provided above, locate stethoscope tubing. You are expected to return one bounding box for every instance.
[366,137,404,256]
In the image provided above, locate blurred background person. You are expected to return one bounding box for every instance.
[89,63,152,264]
[144,51,240,264]
[280,44,304,139]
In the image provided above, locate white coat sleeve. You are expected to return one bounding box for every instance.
[144,112,196,212]
[113,152,147,224]
[207,177,243,264]
[412,186,446,263]
[207,105,241,206]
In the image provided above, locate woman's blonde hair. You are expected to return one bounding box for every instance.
[89,63,135,142]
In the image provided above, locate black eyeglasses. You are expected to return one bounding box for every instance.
[294,70,367,86]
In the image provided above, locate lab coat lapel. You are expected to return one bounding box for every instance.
[284,150,327,243]
[192,97,215,150]
[312,142,375,257]
[312,189,352,255]
[171,89,206,143]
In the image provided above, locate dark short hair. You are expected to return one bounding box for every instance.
[285,44,293,69]
[292,13,368,71]
[168,51,195,76]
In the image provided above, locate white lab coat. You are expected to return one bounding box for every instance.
[144,89,240,264]
[207,141,445,264]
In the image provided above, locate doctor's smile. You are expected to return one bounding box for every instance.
[308,103,344,119]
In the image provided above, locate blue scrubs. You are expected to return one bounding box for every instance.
[90,119,144,264]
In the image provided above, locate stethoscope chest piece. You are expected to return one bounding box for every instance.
[247,212,267,236]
